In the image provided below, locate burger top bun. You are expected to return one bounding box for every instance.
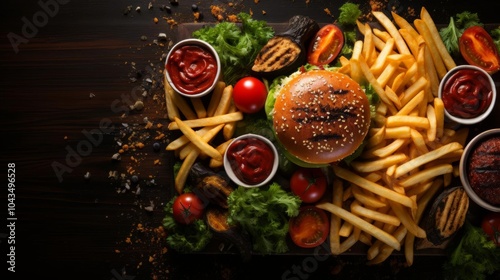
[273,70,370,164]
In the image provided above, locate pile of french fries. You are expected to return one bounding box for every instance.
[163,75,243,194]
[317,7,469,265]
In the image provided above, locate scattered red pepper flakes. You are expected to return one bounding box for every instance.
[324,8,332,17]
[154,159,161,165]
[145,121,153,129]
[227,14,238,22]
[153,17,159,24]
[136,142,145,149]
[193,12,201,21]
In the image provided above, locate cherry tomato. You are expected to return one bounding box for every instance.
[232,77,268,114]
[290,168,327,203]
[459,26,500,74]
[172,193,205,225]
[289,206,329,248]
[481,212,500,246]
[307,24,344,66]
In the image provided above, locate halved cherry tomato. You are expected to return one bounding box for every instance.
[290,167,327,203]
[289,206,329,248]
[481,212,500,247]
[307,24,344,66]
[459,26,500,74]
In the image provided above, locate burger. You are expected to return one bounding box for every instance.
[265,68,373,167]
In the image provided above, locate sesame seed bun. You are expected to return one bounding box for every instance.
[272,70,370,164]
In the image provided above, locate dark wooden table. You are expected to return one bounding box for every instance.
[1,0,499,279]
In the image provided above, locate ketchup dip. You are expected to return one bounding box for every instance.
[166,44,218,96]
[441,68,493,119]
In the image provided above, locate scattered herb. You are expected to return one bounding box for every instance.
[443,222,500,280]
[439,11,483,56]
[337,2,362,58]
[227,183,301,254]
[490,26,500,53]
[193,12,274,85]
[338,2,362,26]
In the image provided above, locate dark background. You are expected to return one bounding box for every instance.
[1,0,499,279]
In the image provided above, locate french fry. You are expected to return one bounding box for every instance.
[223,101,238,140]
[370,38,395,75]
[169,86,197,120]
[420,7,456,71]
[329,178,343,255]
[168,111,244,130]
[316,202,401,250]
[333,165,416,209]
[368,225,408,265]
[397,90,425,116]
[434,98,445,138]
[414,19,447,79]
[399,76,428,106]
[166,126,212,151]
[405,178,444,265]
[372,11,411,55]
[190,98,207,118]
[389,201,425,238]
[174,117,222,161]
[398,163,453,188]
[206,81,226,117]
[209,138,233,169]
[164,76,180,121]
[351,184,387,208]
[372,138,407,158]
[427,104,437,142]
[178,124,224,159]
[394,142,462,178]
[175,149,198,194]
[213,85,233,116]
[392,11,420,40]
[351,153,407,173]
[386,115,430,129]
[351,201,401,226]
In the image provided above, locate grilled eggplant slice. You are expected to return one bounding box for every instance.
[189,162,234,209]
[251,15,319,78]
[422,186,469,246]
[205,207,252,261]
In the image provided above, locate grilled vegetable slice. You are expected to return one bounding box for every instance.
[205,207,252,261]
[424,186,469,246]
[251,15,319,78]
[189,162,234,209]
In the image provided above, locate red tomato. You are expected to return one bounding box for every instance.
[481,212,500,246]
[307,24,344,66]
[232,77,268,114]
[172,193,205,225]
[289,206,329,248]
[290,168,327,203]
[459,26,500,74]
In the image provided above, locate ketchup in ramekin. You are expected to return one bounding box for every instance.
[226,136,275,186]
[441,68,493,119]
[166,42,218,96]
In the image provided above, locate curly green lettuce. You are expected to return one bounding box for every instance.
[192,13,274,85]
[227,183,301,254]
[439,11,482,56]
[443,222,500,280]
[162,195,212,253]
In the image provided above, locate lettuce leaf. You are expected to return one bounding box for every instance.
[192,13,274,85]
[227,183,301,254]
